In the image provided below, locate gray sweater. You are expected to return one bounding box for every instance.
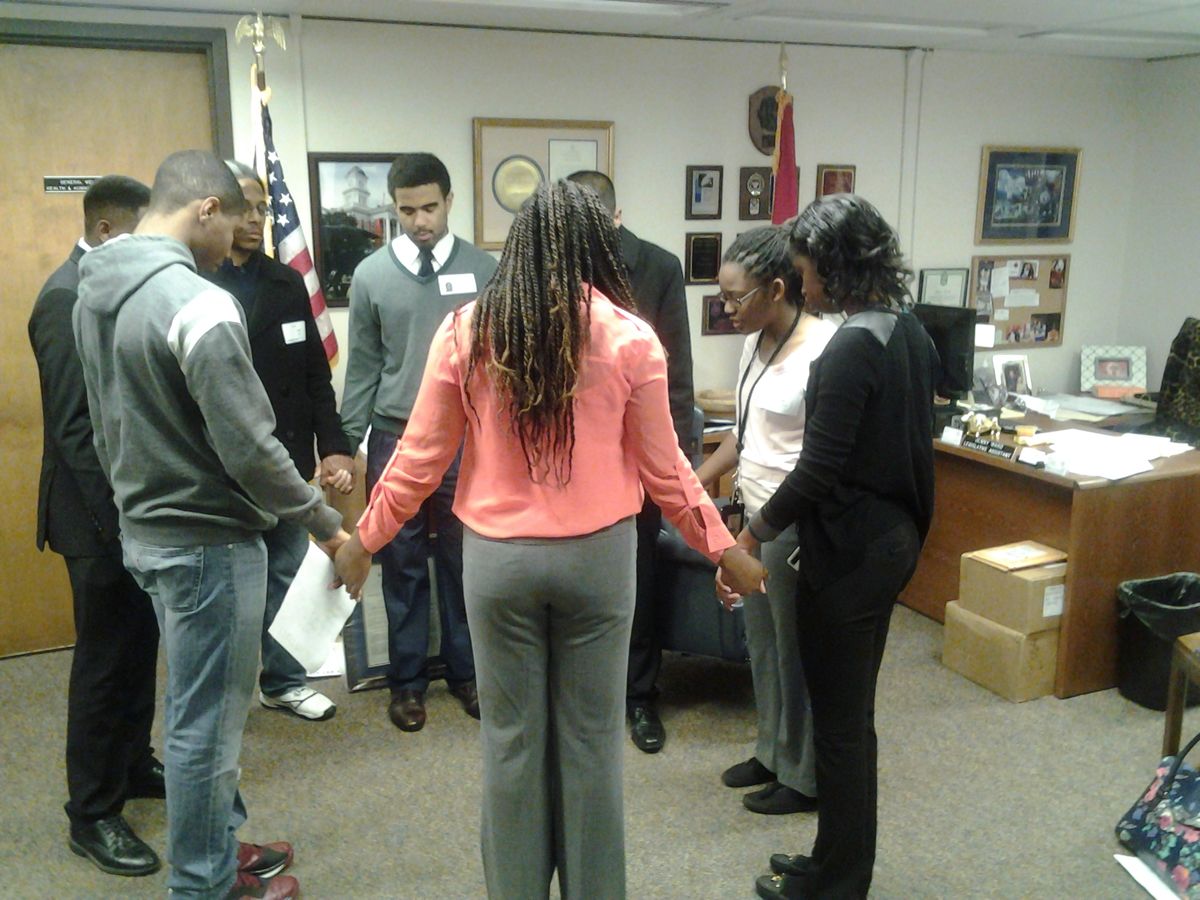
[73,234,342,546]
[341,237,498,443]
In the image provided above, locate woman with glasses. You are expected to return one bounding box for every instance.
[736,196,936,899]
[696,226,837,817]
[335,179,764,900]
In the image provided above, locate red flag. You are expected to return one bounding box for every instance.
[771,89,798,225]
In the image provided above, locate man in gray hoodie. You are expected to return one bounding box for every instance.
[73,150,348,900]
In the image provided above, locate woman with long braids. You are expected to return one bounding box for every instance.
[695,225,837,816]
[729,196,936,899]
[335,179,763,900]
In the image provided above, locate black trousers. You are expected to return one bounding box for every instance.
[63,554,160,825]
[626,498,663,706]
[795,521,920,899]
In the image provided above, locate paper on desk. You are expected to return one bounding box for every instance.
[267,542,357,673]
[1114,853,1177,900]
[1022,428,1155,480]
[1118,432,1193,459]
[1053,408,1108,423]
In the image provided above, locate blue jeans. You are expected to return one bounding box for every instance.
[367,427,474,692]
[123,536,266,899]
[259,519,311,696]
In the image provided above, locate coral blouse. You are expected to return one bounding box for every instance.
[356,289,734,563]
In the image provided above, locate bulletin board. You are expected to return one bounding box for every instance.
[970,253,1069,349]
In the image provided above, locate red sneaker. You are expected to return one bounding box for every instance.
[237,841,294,878]
[225,871,299,899]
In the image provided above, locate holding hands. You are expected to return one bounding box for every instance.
[715,529,766,611]
[320,454,355,495]
[333,530,373,600]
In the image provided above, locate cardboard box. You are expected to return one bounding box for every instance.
[943,601,1058,702]
[959,541,1067,634]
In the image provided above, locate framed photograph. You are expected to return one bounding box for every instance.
[686,165,723,220]
[473,117,614,250]
[976,146,1080,243]
[701,293,737,336]
[816,164,856,198]
[917,268,969,307]
[993,353,1033,396]
[308,152,400,307]
[1080,345,1148,392]
[684,232,722,284]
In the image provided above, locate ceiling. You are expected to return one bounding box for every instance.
[25,0,1200,60]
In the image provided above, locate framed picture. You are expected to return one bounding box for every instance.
[993,353,1033,396]
[816,164,856,199]
[1079,345,1148,392]
[917,268,969,307]
[976,146,1080,243]
[308,152,401,307]
[684,232,722,284]
[702,293,738,336]
[686,165,723,219]
[970,253,1068,349]
[473,117,614,250]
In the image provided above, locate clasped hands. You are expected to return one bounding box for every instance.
[308,528,370,601]
[319,454,355,495]
[715,529,766,611]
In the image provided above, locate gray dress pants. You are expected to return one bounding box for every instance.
[743,522,818,795]
[463,518,635,900]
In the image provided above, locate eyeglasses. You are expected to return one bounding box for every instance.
[720,286,761,309]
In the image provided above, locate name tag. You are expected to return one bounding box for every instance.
[281,321,305,344]
[438,273,477,296]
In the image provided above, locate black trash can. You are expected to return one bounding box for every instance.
[1117,573,1200,710]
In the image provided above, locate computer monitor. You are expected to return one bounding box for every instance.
[911,303,976,400]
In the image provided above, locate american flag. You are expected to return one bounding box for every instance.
[251,83,338,362]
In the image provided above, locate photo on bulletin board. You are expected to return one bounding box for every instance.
[473,117,614,250]
[970,253,1069,349]
[686,165,724,220]
[816,164,855,198]
[976,145,1080,243]
[702,293,738,335]
[685,232,722,284]
[308,153,401,307]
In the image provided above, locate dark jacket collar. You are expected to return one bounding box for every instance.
[619,225,644,276]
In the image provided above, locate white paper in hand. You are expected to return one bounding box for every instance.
[267,542,356,673]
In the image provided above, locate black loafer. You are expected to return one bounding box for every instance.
[628,704,665,753]
[770,853,813,876]
[69,814,161,876]
[743,783,818,815]
[126,759,166,799]
[721,756,775,788]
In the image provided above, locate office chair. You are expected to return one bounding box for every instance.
[1148,317,1200,447]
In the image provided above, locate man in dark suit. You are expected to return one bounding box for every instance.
[28,175,163,876]
[209,162,355,721]
[568,170,695,753]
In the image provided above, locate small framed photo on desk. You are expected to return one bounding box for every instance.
[1080,345,1147,395]
[993,353,1033,396]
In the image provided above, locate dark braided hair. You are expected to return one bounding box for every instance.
[723,225,803,307]
[788,194,913,312]
[465,179,635,484]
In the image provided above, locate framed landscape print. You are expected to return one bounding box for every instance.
[976,146,1080,243]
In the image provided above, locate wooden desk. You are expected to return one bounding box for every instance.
[900,421,1200,698]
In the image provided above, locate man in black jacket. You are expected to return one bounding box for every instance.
[29,176,163,876]
[209,162,355,721]
[568,171,695,753]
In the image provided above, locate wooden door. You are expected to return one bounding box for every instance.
[0,41,215,656]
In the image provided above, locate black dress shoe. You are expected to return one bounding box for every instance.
[721,756,775,788]
[769,853,813,877]
[743,782,818,815]
[389,690,426,732]
[69,814,161,876]
[126,759,166,799]
[448,680,481,720]
[628,704,665,753]
[755,872,808,899]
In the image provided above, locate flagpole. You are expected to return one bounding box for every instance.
[779,43,788,92]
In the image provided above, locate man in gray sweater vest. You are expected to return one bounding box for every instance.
[74,150,347,900]
[341,153,497,732]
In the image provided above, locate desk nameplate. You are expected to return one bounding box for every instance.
[961,435,1018,461]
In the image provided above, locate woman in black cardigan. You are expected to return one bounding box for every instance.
[722,195,936,899]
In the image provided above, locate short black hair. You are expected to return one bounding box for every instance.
[387,153,451,198]
[148,149,246,216]
[82,175,150,233]
[723,225,803,308]
[224,159,261,184]
[565,170,616,214]
[788,194,912,311]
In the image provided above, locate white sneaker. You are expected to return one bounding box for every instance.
[260,687,336,721]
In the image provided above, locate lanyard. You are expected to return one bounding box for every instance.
[736,309,802,454]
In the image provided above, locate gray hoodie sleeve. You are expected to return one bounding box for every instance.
[167,287,342,540]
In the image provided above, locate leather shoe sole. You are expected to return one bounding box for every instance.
[389,691,426,732]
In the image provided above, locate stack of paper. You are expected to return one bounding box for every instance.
[1022,428,1191,480]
